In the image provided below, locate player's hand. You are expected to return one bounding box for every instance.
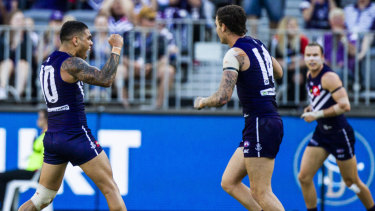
[301,112,316,123]
[108,34,123,48]
[303,105,313,113]
[194,97,205,110]
[301,110,323,123]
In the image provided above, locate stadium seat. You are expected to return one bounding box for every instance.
[23,9,53,26]
[65,10,97,28]
[180,42,223,98]
[2,170,53,211]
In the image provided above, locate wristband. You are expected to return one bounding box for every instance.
[301,110,324,119]
[314,110,324,119]
[112,47,122,56]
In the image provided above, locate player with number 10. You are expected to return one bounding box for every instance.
[194,5,285,211]
[19,21,127,211]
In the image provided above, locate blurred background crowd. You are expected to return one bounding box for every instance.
[0,0,373,111]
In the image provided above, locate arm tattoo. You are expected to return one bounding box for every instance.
[202,71,238,107]
[61,53,120,87]
[235,53,245,70]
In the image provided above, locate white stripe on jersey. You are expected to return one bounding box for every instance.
[311,90,327,107]
[82,125,98,155]
[252,48,269,85]
[77,82,85,97]
[256,117,260,157]
[314,92,331,111]
[342,128,353,157]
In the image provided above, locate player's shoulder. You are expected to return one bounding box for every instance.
[322,71,340,82]
[321,71,342,89]
[61,56,87,69]
[228,47,245,55]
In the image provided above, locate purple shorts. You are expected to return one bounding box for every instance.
[43,126,103,166]
[239,116,283,158]
[308,125,355,161]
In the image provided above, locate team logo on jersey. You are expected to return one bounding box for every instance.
[311,85,321,96]
[244,141,250,148]
[255,143,262,152]
[95,141,100,147]
[294,132,374,206]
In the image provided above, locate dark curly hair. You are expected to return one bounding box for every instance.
[216,5,247,36]
[60,21,88,43]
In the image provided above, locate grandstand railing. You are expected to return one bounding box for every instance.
[0,21,374,111]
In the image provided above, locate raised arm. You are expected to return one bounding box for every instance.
[301,0,316,22]
[61,34,123,87]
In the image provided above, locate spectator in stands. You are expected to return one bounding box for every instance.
[0,10,35,100]
[210,0,241,9]
[168,0,203,19]
[0,0,17,25]
[99,0,134,33]
[62,14,76,23]
[120,6,175,108]
[32,0,70,11]
[243,0,285,38]
[321,8,356,82]
[300,0,337,30]
[133,0,158,15]
[161,0,211,54]
[344,0,375,61]
[272,16,309,102]
[37,10,63,63]
[345,0,375,89]
[90,14,111,67]
[24,17,39,49]
[0,109,47,210]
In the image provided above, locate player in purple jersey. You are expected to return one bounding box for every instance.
[18,21,127,211]
[299,43,375,211]
[194,5,285,211]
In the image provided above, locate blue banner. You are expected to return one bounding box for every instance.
[0,112,374,210]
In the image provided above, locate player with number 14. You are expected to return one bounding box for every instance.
[194,5,285,211]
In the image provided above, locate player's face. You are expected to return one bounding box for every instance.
[77,29,93,59]
[215,17,226,44]
[304,46,324,71]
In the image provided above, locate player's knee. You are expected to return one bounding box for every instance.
[250,186,266,201]
[342,177,356,187]
[100,180,120,196]
[30,184,57,210]
[221,179,235,193]
[298,172,312,185]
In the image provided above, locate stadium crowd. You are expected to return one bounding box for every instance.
[0,0,373,109]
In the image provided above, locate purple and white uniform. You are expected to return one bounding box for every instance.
[306,64,355,160]
[233,36,283,158]
[39,51,102,166]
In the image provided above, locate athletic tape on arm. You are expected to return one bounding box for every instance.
[223,48,239,73]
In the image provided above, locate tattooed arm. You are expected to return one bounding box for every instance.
[61,54,120,87]
[60,34,123,87]
[194,71,238,109]
[194,48,246,109]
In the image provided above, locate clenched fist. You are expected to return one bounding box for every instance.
[194,97,205,110]
[108,34,123,48]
